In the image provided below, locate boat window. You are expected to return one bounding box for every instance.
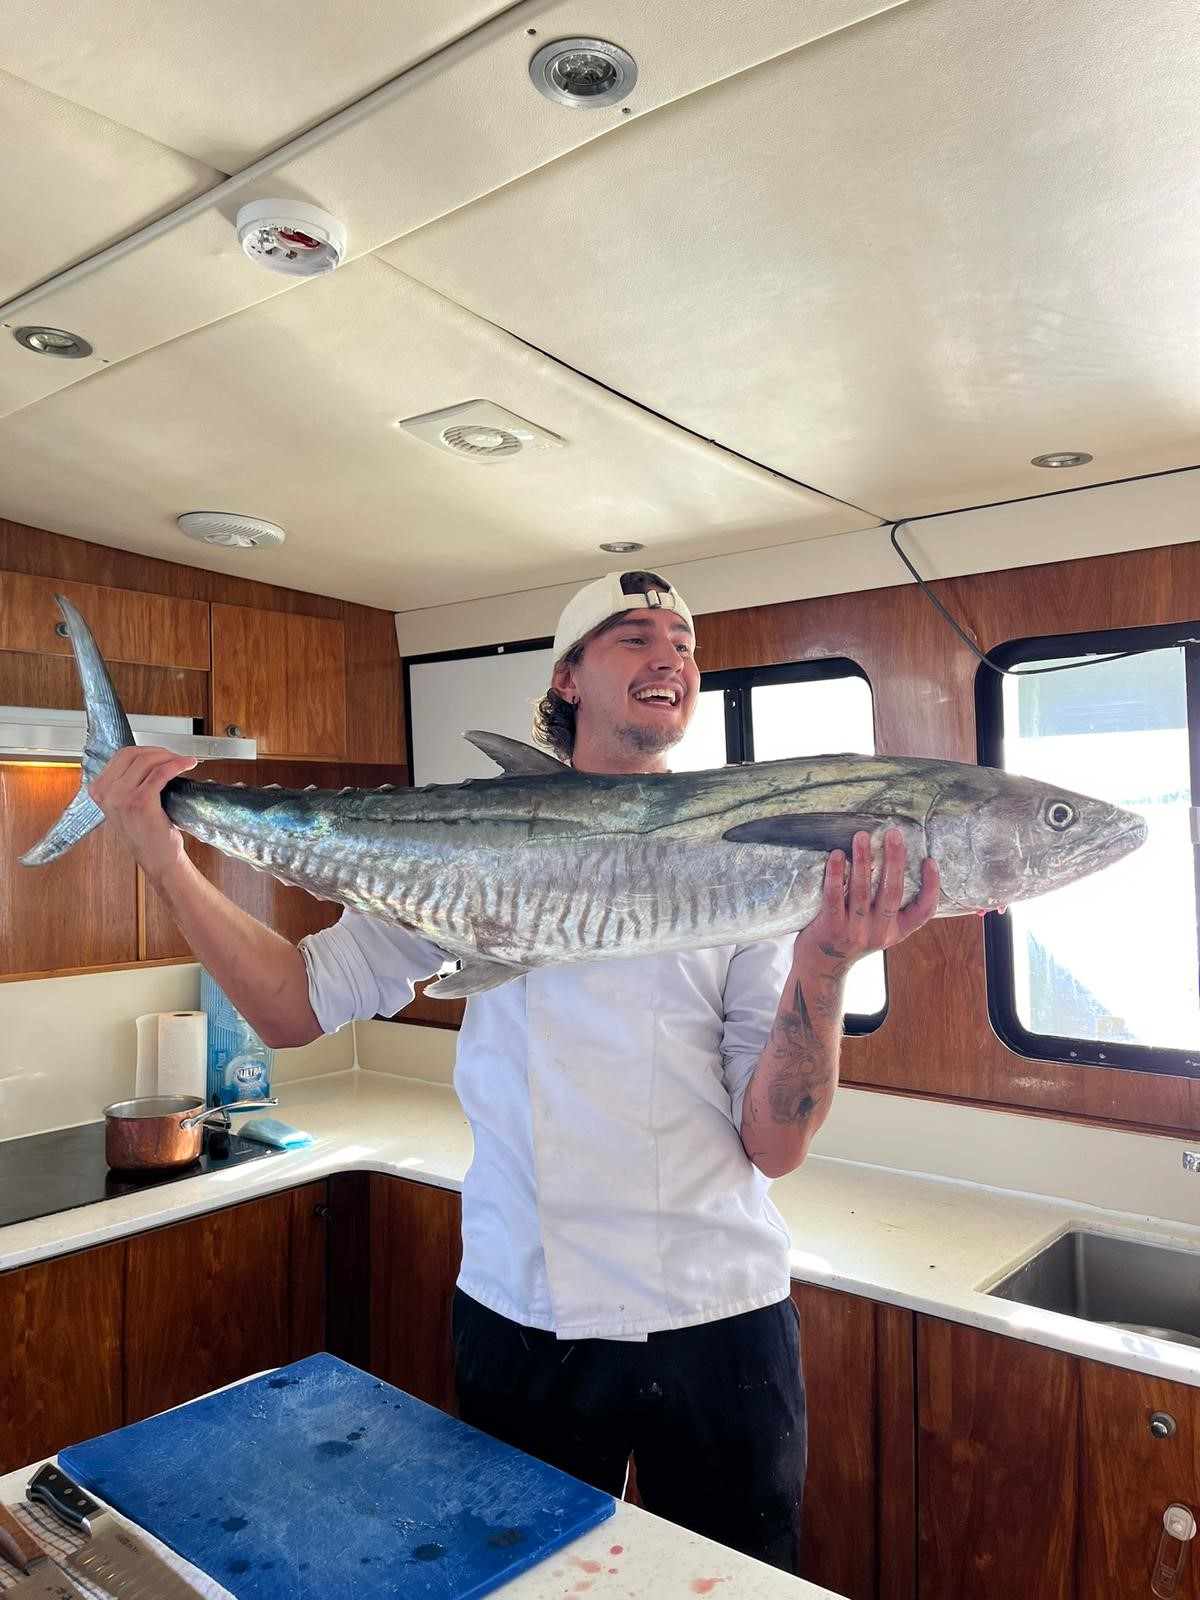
[977,624,1200,1078]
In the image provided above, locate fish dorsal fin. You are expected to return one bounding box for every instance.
[723,813,894,852]
[463,731,567,778]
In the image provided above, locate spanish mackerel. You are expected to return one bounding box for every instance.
[20,596,1146,999]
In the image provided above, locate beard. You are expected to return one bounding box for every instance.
[616,718,683,756]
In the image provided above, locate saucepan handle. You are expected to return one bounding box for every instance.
[178,1097,278,1131]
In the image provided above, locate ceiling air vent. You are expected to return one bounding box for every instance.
[397,401,563,463]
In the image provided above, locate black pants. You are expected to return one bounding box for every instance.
[452,1290,807,1574]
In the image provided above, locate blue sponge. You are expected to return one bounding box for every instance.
[237,1116,314,1149]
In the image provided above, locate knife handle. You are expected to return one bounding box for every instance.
[26,1467,100,1535]
[0,1500,44,1573]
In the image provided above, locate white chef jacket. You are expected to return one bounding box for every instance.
[300,911,796,1341]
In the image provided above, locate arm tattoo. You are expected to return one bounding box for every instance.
[765,975,839,1127]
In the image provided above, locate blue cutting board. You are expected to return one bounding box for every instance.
[59,1353,615,1600]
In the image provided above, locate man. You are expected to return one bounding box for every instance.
[91,568,939,1574]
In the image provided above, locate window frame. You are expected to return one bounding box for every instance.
[975,620,1200,1080]
[694,656,887,1036]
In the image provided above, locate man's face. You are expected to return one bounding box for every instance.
[553,607,700,761]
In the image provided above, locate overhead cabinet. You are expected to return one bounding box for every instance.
[210,602,347,759]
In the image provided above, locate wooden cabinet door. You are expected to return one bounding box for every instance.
[124,1182,328,1421]
[0,572,209,669]
[368,1175,462,1414]
[1,761,139,975]
[1078,1359,1200,1600]
[0,1241,125,1475]
[917,1317,1080,1600]
[211,603,346,758]
[794,1282,916,1600]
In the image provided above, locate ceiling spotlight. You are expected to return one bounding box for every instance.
[529,39,637,108]
[13,326,93,359]
[235,200,347,277]
[599,542,644,554]
[177,512,286,550]
[1031,451,1093,469]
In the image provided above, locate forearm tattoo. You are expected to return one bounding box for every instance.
[765,974,840,1127]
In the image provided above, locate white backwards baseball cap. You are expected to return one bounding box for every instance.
[552,570,694,664]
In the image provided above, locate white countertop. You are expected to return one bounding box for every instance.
[5,1070,1200,1390]
[0,1458,838,1600]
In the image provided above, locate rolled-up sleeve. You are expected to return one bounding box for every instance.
[719,936,793,1129]
[299,910,450,1035]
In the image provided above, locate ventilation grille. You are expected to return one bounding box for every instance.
[397,401,563,462]
[177,512,286,549]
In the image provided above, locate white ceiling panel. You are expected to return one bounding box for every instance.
[0,68,219,302]
[0,257,871,609]
[382,0,1200,518]
[0,0,516,171]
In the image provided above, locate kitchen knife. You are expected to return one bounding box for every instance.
[27,1466,208,1599]
[0,1502,88,1599]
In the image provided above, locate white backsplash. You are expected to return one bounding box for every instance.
[354,1019,1200,1228]
[0,964,353,1140]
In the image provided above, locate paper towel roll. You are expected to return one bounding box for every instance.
[155,1011,208,1099]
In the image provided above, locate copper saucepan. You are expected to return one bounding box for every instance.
[102,1095,279,1171]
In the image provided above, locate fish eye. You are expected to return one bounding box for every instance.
[1045,799,1077,832]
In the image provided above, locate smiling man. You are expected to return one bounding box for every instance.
[90,566,938,1576]
[411,568,940,1573]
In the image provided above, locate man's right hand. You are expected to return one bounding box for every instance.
[87,745,198,882]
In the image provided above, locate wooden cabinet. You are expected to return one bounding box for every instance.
[0,1240,124,1474]
[917,1316,1200,1600]
[211,603,346,759]
[125,1182,328,1420]
[0,572,209,671]
[367,1174,462,1415]
[1078,1360,1200,1600]
[793,1282,916,1600]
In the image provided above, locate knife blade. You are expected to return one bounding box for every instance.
[27,1466,207,1600]
[0,1502,89,1599]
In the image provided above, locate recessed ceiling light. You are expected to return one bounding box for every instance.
[397,400,563,461]
[529,39,637,108]
[1031,451,1093,469]
[177,512,286,549]
[13,326,93,359]
[235,200,346,277]
[599,542,643,554]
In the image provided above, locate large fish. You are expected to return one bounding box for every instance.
[21,596,1146,999]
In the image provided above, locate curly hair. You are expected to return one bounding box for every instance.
[531,640,583,763]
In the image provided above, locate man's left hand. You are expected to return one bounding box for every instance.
[793,828,941,978]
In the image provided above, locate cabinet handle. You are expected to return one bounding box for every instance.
[226,725,244,739]
[1150,1412,1178,1440]
[55,621,69,638]
[313,1204,331,1220]
[1151,1504,1196,1597]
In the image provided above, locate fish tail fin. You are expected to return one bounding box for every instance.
[18,594,134,867]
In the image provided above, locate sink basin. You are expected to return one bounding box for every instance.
[987,1229,1200,1349]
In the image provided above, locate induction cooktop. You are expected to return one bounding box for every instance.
[0,1119,282,1229]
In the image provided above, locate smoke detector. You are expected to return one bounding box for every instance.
[397,401,563,462]
[529,39,637,108]
[177,513,286,550]
[235,200,346,277]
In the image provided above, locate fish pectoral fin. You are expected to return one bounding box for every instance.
[424,956,529,1000]
[463,731,567,778]
[722,813,894,852]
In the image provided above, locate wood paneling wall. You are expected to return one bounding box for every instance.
[696,542,1200,1137]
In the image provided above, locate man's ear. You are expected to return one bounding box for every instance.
[551,661,578,705]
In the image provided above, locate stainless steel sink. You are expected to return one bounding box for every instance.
[987,1229,1200,1349]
